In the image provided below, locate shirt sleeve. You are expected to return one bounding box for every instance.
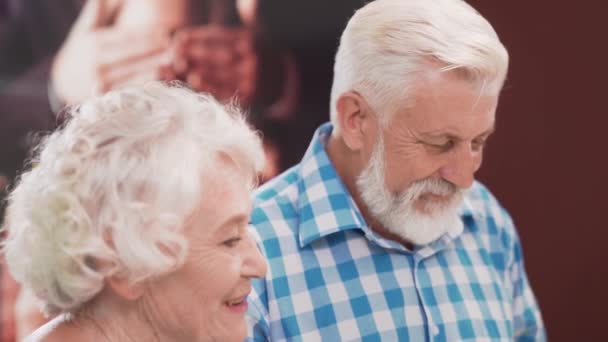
[506,216,547,341]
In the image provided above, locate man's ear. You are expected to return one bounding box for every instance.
[335,91,374,151]
[107,276,145,301]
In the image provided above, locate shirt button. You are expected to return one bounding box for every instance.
[432,325,440,336]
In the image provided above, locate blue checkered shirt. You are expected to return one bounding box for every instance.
[247,123,545,341]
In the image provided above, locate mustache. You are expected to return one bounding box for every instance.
[413,178,459,196]
[396,178,461,204]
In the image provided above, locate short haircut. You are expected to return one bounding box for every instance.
[330,0,509,129]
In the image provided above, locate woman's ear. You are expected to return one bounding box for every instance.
[107,276,145,301]
[335,91,375,151]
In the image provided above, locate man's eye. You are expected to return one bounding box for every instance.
[431,140,455,152]
[471,139,487,151]
[223,237,242,248]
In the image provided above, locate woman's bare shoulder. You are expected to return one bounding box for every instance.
[23,315,85,342]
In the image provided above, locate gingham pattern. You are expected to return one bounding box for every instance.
[247,123,545,341]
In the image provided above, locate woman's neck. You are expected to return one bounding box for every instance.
[29,292,179,342]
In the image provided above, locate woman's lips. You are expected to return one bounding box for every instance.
[225,297,249,313]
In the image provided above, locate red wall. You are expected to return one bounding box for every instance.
[469,2,606,341]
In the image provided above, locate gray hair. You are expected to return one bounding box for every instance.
[330,0,509,129]
[2,82,264,315]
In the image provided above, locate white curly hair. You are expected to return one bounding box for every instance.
[2,82,265,315]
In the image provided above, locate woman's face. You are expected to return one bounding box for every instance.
[144,161,267,341]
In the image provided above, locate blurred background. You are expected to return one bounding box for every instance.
[1,0,605,341]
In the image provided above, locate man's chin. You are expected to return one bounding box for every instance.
[382,205,462,246]
[413,200,451,216]
[413,192,463,215]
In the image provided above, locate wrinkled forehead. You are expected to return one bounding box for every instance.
[388,72,498,137]
[189,158,252,225]
[367,62,503,129]
[423,64,505,97]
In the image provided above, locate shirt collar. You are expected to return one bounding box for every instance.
[295,122,477,249]
[296,123,367,247]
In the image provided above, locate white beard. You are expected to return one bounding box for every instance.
[356,137,464,246]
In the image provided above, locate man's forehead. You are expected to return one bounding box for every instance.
[390,83,498,139]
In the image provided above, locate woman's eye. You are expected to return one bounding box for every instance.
[223,237,242,248]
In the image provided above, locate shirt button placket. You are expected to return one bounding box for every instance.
[432,324,440,338]
[413,254,438,341]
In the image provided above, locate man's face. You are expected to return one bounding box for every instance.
[357,71,498,245]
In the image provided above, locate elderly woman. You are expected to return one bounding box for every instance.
[1,82,267,341]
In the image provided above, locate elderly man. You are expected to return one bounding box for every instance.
[246,0,545,340]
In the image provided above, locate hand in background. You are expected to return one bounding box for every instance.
[51,0,171,105]
[164,26,258,106]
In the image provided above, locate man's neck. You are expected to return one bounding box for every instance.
[326,134,361,201]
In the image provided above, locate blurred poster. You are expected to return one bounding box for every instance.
[0,0,368,189]
[0,2,367,340]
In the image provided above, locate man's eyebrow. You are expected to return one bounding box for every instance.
[477,125,496,138]
[420,131,459,141]
[420,124,496,141]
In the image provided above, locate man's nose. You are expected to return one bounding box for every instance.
[438,143,482,189]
